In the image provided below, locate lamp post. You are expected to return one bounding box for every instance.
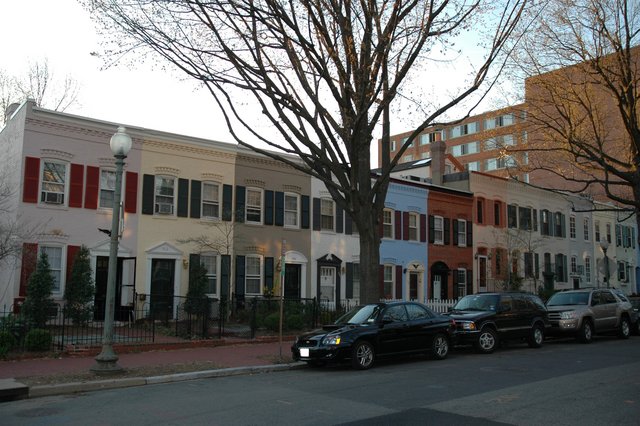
[92,126,132,375]
[600,240,610,289]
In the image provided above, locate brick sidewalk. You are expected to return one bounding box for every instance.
[0,340,295,380]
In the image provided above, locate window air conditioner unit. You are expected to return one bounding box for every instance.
[155,203,173,215]
[42,191,64,204]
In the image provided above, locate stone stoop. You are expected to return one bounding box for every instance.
[0,378,29,402]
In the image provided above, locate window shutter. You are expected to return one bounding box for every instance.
[69,164,84,208]
[23,157,40,203]
[379,265,384,299]
[301,195,310,229]
[235,186,246,222]
[265,257,274,292]
[312,197,321,231]
[124,171,138,213]
[378,211,384,239]
[264,190,274,225]
[453,219,459,245]
[560,213,566,238]
[221,255,231,299]
[336,205,344,234]
[346,263,353,298]
[394,210,401,240]
[444,218,451,245]
[66,245,81,290]
[19,243,38,297]
[84,166,99,210]
[534,253,540,279]
[235,255,245,298]
[344,211,353,235]
[141,174,155,215]
[273,191,283,226]
[428,215,435,243]
[222,184,233,221]
[563,255,568,282]
[466,221,473,246]
[403,212,409,240]
[467,269,473,295]
[420,214,427,242]
[177,178,189,217]
[190,180,201,219]
[452,269,458,299]
[395,265,402,300]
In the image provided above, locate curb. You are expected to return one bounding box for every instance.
[26,362,307,399]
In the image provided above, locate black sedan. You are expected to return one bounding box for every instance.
[291,301,455,370]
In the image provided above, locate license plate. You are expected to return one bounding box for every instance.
[300,348,310,358]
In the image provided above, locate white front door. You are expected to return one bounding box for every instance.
[320,266,336,302]
[433,275,442,300]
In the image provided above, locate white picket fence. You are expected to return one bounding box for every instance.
[424,298,458,313]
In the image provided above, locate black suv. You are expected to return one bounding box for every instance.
[446,292,548,353]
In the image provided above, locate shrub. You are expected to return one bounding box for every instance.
[0,331,17,357]
[285,314,304,330]
[24,329,52,352]
[22,252,56,328]
[64,246,95,324]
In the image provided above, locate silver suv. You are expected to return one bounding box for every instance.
[546,289,633,343]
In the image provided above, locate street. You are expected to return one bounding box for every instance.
[2,336,639,425]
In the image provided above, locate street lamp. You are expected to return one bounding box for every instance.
[600,240,610,289]
[92,126,132,375]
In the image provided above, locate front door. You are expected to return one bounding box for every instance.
[94,256,131,321]
[433,275,442,300]
[320,266,336,302]
[409,273,419,300]
[284,264,301,299]
[151,259,175,322]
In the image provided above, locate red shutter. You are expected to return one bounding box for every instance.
[124,171,138,213]
[66,245,81,290]
[403,211,410,240]
[23,157,40,203]
[19,243,38,296]
[84,166,99,209]
[69,164,84,208]
[394,210,402,240]
[395,265,403,300]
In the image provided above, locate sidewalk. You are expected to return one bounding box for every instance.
[0,338,301,401]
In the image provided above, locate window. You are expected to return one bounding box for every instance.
[618,261,628,282]
[450,122,478,138]
[451,142,478,156]
[202,182,220,219]
[383,209,393,238]
[518,207,532,231]
[585,257,591,283]
[477,199,484,224]
[383,265,394,299]
[495,249,502,276]
[555,254,567,282]
[594,221,600,242]
[571,256,577,274]
[284,193,299,228]
[569,216,576,239]
[583,218,590,241]
[321,198,334,231]
[246,188,262,223]
[41,161,67,205]
[484,113,514,130]
[507,205,518,229]
[351,263,360,300]
[154,176,175,215]
[554,212,564,237]
[524,252,534,277]
[40,246,63,293]
[420,132,438,145]
[320,266,336,301]
[99,169,116,209]
[200,254,218,295]
[390,140,396,151]
[457,269,467,297]
[494,201,501,226]
[403,154,413,162]
[433,216,444,244]
[408,212,419,241]
[467,161,480,171]
[245,255,262,295]
[457,219,467,247]
[606,223,612,243]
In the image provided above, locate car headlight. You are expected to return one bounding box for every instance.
[560,311,577,320]
[461,322,477,331]
[322,335,341,345]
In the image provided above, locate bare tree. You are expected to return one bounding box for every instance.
[0,59,80,127]
[506,0,640,239]
[85,0,528,303]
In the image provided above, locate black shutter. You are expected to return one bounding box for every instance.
[235,255,245,298]
[235,186,246,222]
[312,197,321,230]
[177,178,189,217]
[467,221,473,246]
[274,191,284,226]
[222,184,233,221]
[265,257,274,293]
[221,255,231,299]
[142,174,155,215]
[301,195,310,229]
[453,220,459,245]
[452,269,458,299]
[336,205,344,233]
[428,215,435,243]
[467,269,473,295]
[346,262,353,298]
[264,190,274,225]
[190,180,201,219]
[345,212,353,235]
[444,218,451,245]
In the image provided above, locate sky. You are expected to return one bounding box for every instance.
[2,1,512,162]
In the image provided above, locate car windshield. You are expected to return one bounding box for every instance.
[452,295,499,312]
[546,291,589,306]
[335,305,382,325]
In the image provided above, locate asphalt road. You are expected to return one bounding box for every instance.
[2,336,639,425]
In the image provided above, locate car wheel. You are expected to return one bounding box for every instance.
[351,341,375,370]
[430,333,449,360]
[475,328,498,354]
[527,324,544,348]
[578,319,593,343]
[618,317,630,339]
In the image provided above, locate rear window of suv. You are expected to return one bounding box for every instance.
[547,291,589,306]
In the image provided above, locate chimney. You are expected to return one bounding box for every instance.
[4,103,20,123]
[430,140,446,185]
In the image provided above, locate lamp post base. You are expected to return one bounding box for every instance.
[91,346,124,375]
